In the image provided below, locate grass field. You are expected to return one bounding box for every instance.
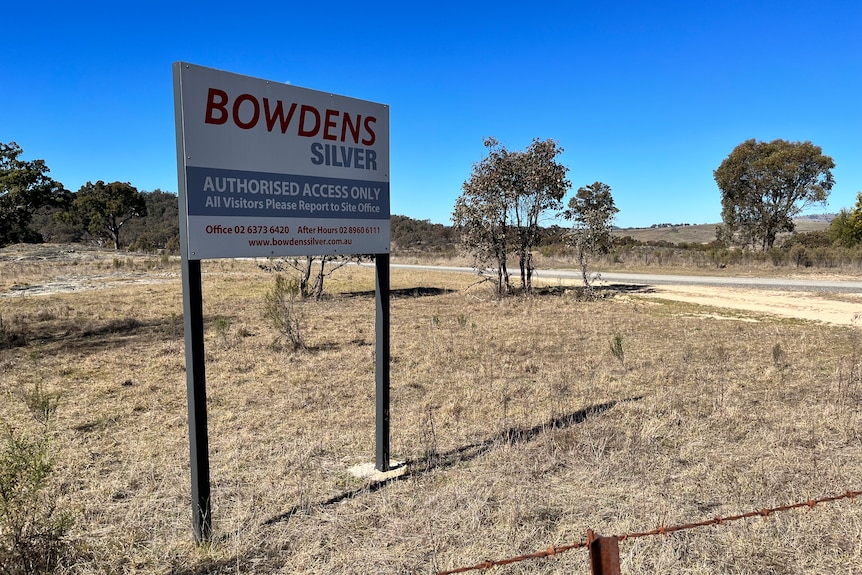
[1,246,861,574]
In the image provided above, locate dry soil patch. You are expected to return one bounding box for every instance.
[645,284,862,326]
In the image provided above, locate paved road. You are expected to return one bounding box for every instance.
[387,263,862,293]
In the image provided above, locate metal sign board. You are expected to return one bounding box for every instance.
[173,62,393,543]
[174,62,390,259]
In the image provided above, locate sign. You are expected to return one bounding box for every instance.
[173,62,390,259]
[173,63,394,543]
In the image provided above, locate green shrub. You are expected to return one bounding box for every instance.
[609,333,625,364]
[264,274,306,351]
[0,386,75,574]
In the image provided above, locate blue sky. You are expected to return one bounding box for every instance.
[3,1,860,229]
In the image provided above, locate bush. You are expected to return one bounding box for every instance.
[768,247,785,266]
[0,315,27,349]
[264,274,306,351]
[0,385,75,574]
[788,245,811,268]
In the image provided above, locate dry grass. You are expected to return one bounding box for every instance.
[1,245,861,574]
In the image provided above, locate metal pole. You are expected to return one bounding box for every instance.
[588,530,622,575]
[375,253,391,471]
[182,258,211,543]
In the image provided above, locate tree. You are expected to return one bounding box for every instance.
[562,181,618,296]
[511,139,570,292]
[828,192,862,248]
[714,139,835,251]
[453,139,514,296]
[72,181,146,250]
[452,137,569,296]
[124,190,181,252]
[259,255,359,301]
[0,142,67,247]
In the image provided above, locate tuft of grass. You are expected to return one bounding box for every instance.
[22,381,61,424]
[772,342,787,368]
[213,315,231,347]
[609,332,625,364]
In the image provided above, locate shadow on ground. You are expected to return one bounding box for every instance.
[603,283,655,294]
[262,396,643,527]
[1,316,175,353]
[533,283,655,297]
[342,286,457,299]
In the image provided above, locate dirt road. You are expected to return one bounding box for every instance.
[393,264,862,327]
[632,283,862,326]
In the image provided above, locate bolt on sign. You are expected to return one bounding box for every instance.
[174,62,390,259]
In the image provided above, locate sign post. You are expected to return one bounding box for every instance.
[180,258,210,542]
[375,254,390,471]
[173,62,390,542]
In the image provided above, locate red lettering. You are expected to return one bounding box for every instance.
[298,105,321,137]
[341,113,361,144]
[323,109,339,141]
[205,88,229,125]
[232,93,260,130]
[264,99,297,133]
[362,116,377,146]
[202,87,378,148]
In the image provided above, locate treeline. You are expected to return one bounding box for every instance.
[537,229,862,270]
[390,215,458,254]
[586,231,862,269]
[32,189,181,252]
[31,201,862,270]
[33,204,463,255]
[30,193,465,255]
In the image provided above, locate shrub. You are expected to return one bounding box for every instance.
[264,274,306,351]
[768,247,785,266]
[788,245,810,268]
[609,333,625,365]
[0,386,75,574]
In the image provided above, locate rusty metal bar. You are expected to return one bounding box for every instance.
[433,491,862,575]
[588,530,621,575]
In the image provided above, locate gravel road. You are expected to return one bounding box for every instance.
[391,264,862,294]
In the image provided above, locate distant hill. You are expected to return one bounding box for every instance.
[388,214,837,253]
[612,223,718,244]
[794,214,835,224]
[391,214,458,253]
[613,215,835,245]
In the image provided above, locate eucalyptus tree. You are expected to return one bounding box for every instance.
[829,192,862,247]
[453,137,569,295]
[562,181,618,295]
[511,138,570,292]
[73,180,146,250]
[0,141,67,246]
[714,139,835,250]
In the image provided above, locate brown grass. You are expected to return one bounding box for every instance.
[1,245,861,574]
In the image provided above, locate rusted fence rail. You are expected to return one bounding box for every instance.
[431,490,862,575]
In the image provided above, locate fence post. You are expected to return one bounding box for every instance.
[588,529,621,575]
